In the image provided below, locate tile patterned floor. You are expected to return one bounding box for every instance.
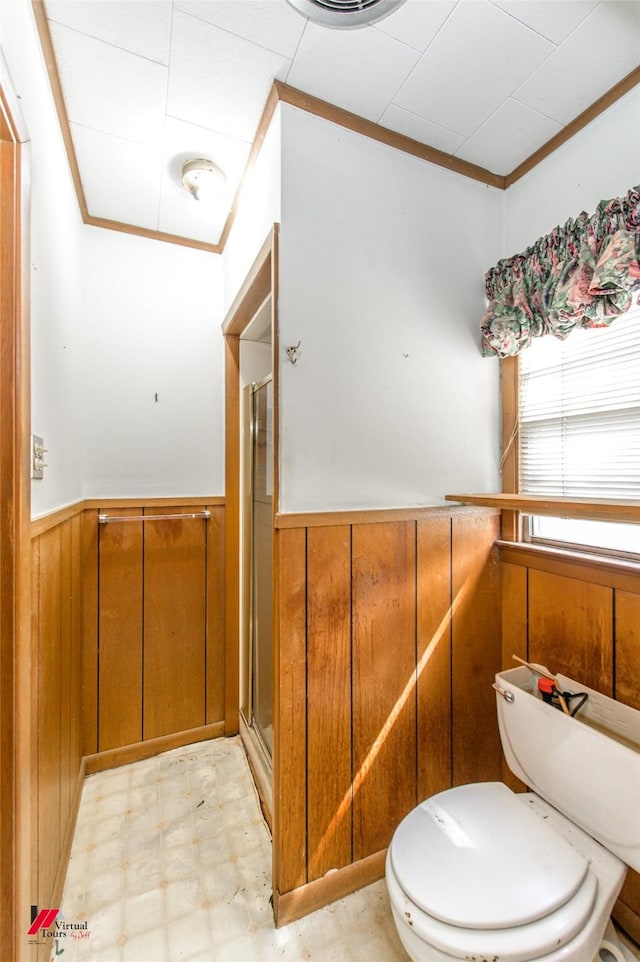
[51,736,640,962]
[51,737,408,962]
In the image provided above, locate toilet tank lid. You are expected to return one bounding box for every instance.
[389,782,589,930]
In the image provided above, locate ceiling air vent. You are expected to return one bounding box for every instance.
[286,0,406,29]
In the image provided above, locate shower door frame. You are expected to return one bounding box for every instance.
[241,374,274,765]
[222,225,279,827]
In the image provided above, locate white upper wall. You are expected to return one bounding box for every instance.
[80,227,224,499]
[1,0,85,518]
[505,86,640,254]
[222,106,281,312]
[6,0,635,516]
[2,0,227,512]
[277,105,504,513]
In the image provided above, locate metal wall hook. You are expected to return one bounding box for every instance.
[286,341,301,365]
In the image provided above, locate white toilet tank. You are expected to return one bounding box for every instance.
[496,665,640,873]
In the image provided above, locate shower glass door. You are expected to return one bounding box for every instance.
[250,376,273,758]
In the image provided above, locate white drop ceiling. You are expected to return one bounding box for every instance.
[40,0,640,250]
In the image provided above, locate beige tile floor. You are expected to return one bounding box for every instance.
[51,736,640,962]
[50,737,407,961]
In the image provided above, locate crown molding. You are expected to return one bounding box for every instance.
[31,0,640,254]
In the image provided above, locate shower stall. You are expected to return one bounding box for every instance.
[237,288,274,817]
[246,375,274,760]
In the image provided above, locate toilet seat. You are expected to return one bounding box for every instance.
[386,853,598,962]
[390,782,589,929]
[387,782,600,962]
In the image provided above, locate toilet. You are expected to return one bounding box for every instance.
[386,665,640,962]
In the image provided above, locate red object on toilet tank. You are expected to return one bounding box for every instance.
[538,677,557,705]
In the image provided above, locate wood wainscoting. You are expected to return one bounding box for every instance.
[500,542,640,944]
[29,497,226,959]
[82,500,226,754]
[31,509,85,961]
[272,506,502,923]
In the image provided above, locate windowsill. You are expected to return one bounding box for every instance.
[497,539,640,580]
[444,493,640,525]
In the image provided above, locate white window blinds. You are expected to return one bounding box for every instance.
[519,307,640,498]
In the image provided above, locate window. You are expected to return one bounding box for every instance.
[518,307,640,557]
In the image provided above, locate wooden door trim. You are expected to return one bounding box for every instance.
[500,355,520,542]
[0,52,31,962]
[223,224,279,734]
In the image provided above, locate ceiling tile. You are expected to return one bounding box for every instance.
[157,116,252,244]
[167,10,290,142]
[286,21,420,122]
[174,0,306,58]
[373,0,457,53]
[45,0,172,64]
[393,0,554,137]
[514,2,640,124]
[71,123,161,228]
[379,103,465,155]
[455,99,563,175]
[490,1,598,45]
[50,23,168,144]
[41,0,640,249]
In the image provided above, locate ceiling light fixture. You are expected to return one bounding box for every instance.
[285,0,406,29]
[181,158,226,202]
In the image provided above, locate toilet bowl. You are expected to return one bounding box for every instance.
[386,785,625,961]
[386,667,640,962]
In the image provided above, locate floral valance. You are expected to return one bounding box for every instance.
[481,185,640,358]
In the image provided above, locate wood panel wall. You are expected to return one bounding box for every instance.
[273,507,502,911]
[28,497,226,961]
[500,544,640,943]
[86,503,226,754]
[31,512,84,961]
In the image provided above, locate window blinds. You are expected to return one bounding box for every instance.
[519,307,640,498]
